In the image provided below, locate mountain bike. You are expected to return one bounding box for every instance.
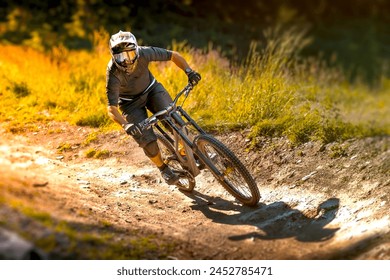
[138,83,260,207]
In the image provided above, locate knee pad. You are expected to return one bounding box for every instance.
[131,127,157,149]
[143,141,159,158]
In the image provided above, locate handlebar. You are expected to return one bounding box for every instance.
[138,83,194,130]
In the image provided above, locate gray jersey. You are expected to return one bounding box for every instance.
[106,46,172,106]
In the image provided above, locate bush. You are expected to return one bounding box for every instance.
[1,27,389,146]
[84,148,110,159]
[75,111,110,128]
[9,81,30,98]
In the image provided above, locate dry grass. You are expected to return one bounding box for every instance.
[1,28,389,145]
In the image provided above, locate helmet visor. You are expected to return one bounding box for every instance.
[114,50,138,66]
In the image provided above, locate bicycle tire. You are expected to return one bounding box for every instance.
[156,133,195,192]
[194,134,260,206]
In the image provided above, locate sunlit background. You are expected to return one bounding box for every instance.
[1,0,389,144]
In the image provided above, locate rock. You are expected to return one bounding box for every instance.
[288,171,296,178]
[301,171,318,181]
[32,181,48,187]
[77,180,90,185]
[0,228,46,260]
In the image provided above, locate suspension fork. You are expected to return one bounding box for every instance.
[155,107,207,177]
[154,106,201,143]
[174,107,226,180]
[175,106,207,135]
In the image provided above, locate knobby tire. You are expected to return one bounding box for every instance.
[194,134,260,206]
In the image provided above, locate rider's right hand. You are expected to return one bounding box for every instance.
[123,123,142,137]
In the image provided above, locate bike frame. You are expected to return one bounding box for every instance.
[155,106,204,177]
[139,84,224,180]
[138,83,260,207]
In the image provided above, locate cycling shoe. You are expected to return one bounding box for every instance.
[160,165,180,185]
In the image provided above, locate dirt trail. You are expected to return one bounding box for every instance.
[1,122,389,259]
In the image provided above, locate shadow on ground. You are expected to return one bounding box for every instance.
[186,191,340,243]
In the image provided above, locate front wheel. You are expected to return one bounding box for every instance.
[194,134,260,206]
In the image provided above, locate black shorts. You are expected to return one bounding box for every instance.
[119,82,172,148]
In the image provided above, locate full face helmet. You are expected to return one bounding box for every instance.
[109,31,139,73]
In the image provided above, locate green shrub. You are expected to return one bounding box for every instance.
[84,148,110,159]
[75,111,110,128]
[94,149,110,159]
[1,27,389,145]
[83,132,99,145]
[57,142,72,152]
[9,81,30,98]
[85,148,97,158]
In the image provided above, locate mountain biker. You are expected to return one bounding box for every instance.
[106,31,201,185]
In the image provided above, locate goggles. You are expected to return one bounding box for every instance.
[113,49,138,66]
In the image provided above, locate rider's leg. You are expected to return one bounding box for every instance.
[148,151,165,168]
[147,84,187,157]
[119,91,178,185]
[143,141,164,168]
[144,141,179,185]
[126,128,180,185]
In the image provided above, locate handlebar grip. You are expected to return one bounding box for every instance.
[138,116,157,130]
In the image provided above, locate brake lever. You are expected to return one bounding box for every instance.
[140,116,158,130]
[184,84,193,97]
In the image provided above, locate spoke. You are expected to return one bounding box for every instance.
[203,143,252,199]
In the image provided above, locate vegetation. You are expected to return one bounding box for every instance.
[0,27,388,145]
[1,1,388,260]
[1,1,389,144]
[5,199,170,259]
[1,1,389,83]
[85,148,110,159]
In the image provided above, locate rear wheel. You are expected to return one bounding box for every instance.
[156,133,195,192]
[194,134,260,206]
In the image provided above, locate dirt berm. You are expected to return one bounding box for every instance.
[0,122,389,259]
